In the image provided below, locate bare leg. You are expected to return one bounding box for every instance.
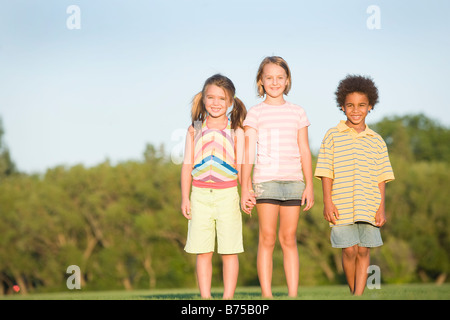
[256,203,279,298]
[196,252,213,299]
[342,245,370,295]
[342,245,358,293]
[278,205,301,297]
[354,246,370,296]
[222,254,239,299]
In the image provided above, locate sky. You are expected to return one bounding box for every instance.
[0,0,449,173]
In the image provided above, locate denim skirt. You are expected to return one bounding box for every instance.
[253,180,305,201]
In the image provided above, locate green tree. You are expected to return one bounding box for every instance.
[370,113,450,162]
[0,117,16,176]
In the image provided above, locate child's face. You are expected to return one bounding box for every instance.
[261,63,288,99]
[341,92,373,128]
[203,84,230,119]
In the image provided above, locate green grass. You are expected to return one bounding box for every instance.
[2,283,449,300]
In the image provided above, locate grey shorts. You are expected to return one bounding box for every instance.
[331,222,383,248]
[253,180,305,206]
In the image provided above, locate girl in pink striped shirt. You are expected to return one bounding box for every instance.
[241,56,314,298]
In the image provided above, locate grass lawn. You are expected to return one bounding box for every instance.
[2,283,449,300]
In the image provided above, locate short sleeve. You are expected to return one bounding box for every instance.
[314,129,335,180]
[376,138,395,183]
[297,107,311,129]
[243,106,259,130]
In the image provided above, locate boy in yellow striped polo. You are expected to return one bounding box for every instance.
[315,75,395,295]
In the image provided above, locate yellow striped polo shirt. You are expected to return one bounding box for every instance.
[314,121,395,227]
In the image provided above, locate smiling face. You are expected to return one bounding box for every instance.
[203,84,230,119]
[260,63,289,100]
[341,92,373,132]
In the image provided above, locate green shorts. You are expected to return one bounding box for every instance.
[184,186,244,255]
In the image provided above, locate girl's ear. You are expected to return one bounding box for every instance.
[368,105,373,112]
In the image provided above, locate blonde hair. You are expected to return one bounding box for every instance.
[191,74,247,130]
[256,56,292,97]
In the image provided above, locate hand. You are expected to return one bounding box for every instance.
[375,206,386,227]
[181,198,191,220]
[301,185,314,212]
[245,199,255,216]
[323,201,339,225]
[241,189,256,215]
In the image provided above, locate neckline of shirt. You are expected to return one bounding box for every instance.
[261,101,289,107]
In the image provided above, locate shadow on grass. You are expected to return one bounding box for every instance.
[138,289,288,300]
[138,293,200,300]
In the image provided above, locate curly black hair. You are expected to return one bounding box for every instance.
[335,75,379,112]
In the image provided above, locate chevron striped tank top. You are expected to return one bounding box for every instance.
[191,118,238,189]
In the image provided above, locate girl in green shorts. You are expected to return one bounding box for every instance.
[180,74,252,299]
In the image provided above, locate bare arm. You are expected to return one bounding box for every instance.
[375,181,386,226]
[234,127,245,185]
[298,126,314,211]
[240,126,256,214]
[180,126,194,220]
[321,177,339,224]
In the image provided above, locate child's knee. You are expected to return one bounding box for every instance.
[197,252,213,262]
[357,246,370,258]
[278,232,297,249]
[342,245,358,259]
[259,232,277,248]
[221,254,238,263]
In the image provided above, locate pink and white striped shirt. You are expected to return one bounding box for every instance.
[243,101,310,183]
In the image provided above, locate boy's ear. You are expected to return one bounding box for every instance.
[368,105,373,112]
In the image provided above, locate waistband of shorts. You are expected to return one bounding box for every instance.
[192,179,237,189]
[192,185,238,192]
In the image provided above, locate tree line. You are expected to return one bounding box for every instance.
[0,114,448,294]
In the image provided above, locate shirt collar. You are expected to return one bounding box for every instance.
[337,120,376,136]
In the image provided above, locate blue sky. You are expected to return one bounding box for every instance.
[0,0,449,173]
